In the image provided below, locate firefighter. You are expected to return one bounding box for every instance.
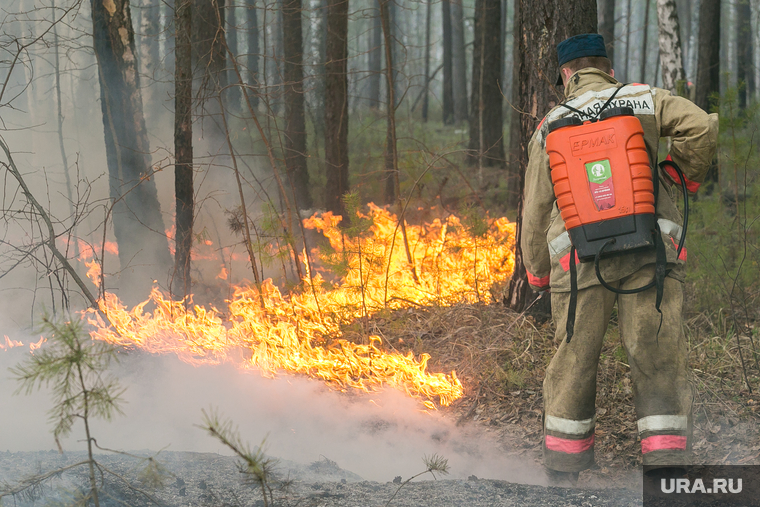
[522,33,719,485]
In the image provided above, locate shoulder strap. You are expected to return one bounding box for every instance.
[559,83,628,121]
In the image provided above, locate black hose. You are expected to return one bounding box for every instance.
[661,160,689,261]
[593,159,690,295]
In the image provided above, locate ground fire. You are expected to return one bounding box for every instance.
[83,206,514,409]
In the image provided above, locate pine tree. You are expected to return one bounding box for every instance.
[506,0,597,311]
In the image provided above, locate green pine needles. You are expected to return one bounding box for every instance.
[2,317,164,507]
[11,317,125,444]
[200,408,280,507]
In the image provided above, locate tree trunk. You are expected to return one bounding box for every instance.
[442,0,454,124]
[265,0,284,114]
[246,0,260,108]
[451,0,468,124]
[51,0,77,255]
[675,0,691,77]
[175,0,193,299]
[283,0,311,209]
[506,0,597,312]
[598,0,615,67]
[139,0,160,101]
[501,0,507,97]
[467,0,505,167]
[422,0,432,121]
[381,0,398,205]
[312,0,328,130]
[688,0,700,83]
[695,0,720,188]
[226,0,241,111]
[193,0,227,94]
[324,0,349,218]
[623,0,632,82]
[695,0,720,112]
[164,0,176,74]
[368,0,383,108]
[737,0,754,110]
[388,0,402,108]
[721,0,732,94]
[640,0,652,83]
[755,0,760,103]
[656,0,686,94]
[91,0,172,299]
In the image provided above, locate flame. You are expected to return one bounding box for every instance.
[104,241,119,256]
[57,237,119,260]
[87,206,515,408]
[217,265,228,280]
[165,225,228,261]
[78,239,118,259]
[29,337,45,352]
[85,259,102,285]
[0,335,23,350]
[0,335,45,353]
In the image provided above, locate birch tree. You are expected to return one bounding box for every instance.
[656,0,686,94]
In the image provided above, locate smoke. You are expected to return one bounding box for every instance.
[0,347,542,484]
[0,3,541,488]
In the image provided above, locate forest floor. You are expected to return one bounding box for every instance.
[353,294,760,490]
[1,296,757,506]
[0,450,642,507]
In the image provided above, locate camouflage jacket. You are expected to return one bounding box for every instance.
[522,68,719,292]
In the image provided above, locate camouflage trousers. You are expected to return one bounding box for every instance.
[543,265,693,472]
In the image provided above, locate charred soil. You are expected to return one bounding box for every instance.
[360,300,760,489]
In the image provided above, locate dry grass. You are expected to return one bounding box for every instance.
[342,299,760,485]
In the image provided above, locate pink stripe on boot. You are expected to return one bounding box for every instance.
[545,434,595,454]
[641,435,687,454]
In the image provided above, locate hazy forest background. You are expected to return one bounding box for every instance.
[0,0,760,487]
[3,0,757,316]
[1,0,759,365]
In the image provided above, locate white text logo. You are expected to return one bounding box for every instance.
[661,478,742,494]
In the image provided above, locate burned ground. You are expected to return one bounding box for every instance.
[0,450,640,506]
[0,298,757,506]
[364,299,760,489]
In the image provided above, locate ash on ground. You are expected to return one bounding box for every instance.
[0,450,641,506]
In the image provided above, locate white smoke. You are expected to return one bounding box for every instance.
[0,346,542,484]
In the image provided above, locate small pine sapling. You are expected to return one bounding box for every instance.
[1,317,164,506]
[200,408,279,507]
[385,453,450,506]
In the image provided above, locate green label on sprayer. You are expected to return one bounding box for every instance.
[585,159,612,184]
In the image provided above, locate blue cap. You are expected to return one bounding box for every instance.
[556,34,608,85]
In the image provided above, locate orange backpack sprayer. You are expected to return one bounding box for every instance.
[545,87,689,342]
[546,107,656,260]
